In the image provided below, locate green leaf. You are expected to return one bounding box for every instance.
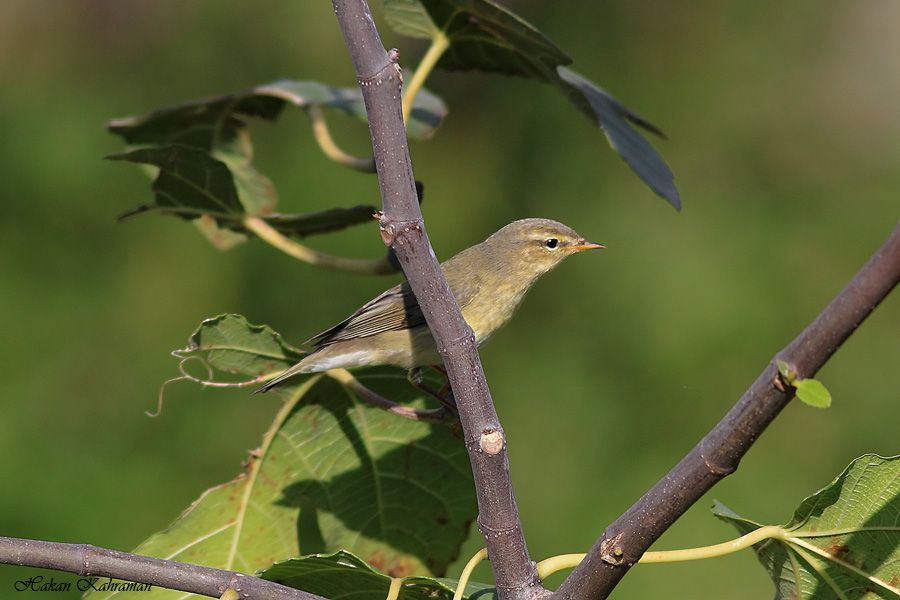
[714,454,900,600]
[384,0,679,207]
[87,317,476,600]
[110,146,379,240]
[175,313,304,378]
[260,551,495,600]
[110,146,244,223]
[383,0,439,40]
[794,378,833,408]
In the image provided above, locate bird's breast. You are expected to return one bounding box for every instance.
[462,279,529,345]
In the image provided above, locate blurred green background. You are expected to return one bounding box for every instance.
[1,1,897,598]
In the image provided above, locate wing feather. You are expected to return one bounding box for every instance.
[306,262,483,349]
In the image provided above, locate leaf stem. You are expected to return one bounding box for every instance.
[307,105,376,172]
[386,577,403,600]
[401,32,449,124]
[536,526,786,578]
[243,215,397,275]
[453,548,488,600]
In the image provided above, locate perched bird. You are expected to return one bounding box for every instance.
[257,218,603,393]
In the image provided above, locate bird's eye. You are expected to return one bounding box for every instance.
[544,238,559,250]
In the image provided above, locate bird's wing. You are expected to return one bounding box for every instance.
[305,282,424,347]
[306,271,483,348]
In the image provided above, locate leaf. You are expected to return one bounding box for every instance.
[777,359,795,382]
[254,79,448,141]
[415,0,571,82]
[175,313,304,378]
[87,317,476,600]
[260,551,496,600]
[794,378,833,409]
[109,79,446,148]
[110,146,244,223]
[383,0,440,40]
[263,205,378,238]
[557,67,679,210]
[384,0,679,207]
[714,454,900,600]
[110,146,379,240]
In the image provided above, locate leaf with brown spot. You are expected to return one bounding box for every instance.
[715,454,900,600]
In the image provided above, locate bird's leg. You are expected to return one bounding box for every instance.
[407,367,456,411]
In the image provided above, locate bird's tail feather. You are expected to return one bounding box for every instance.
[254,361,311,394]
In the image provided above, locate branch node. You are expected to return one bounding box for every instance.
[699,437,737,476]
[478,519,522,540]
[440,331,477,355]
[599,534,627,566]
[357,60,402,89]
[379,218,423,247]
[80,544,92,576]
[479,429,505,455]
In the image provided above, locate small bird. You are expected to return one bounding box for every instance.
[257,218,603,393]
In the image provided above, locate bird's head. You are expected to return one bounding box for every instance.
[484,218,604,279]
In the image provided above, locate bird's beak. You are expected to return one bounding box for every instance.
[569,240,606,252]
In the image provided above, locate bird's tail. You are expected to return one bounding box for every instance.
[254,359,313,394]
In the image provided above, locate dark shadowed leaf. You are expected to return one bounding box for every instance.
[416,0,571,82]
[110,146,381,240]
[383,0,679,206]
[110,146,244,222]
[714,455,900,600]
[261,551,496,600]
[263,205,377,238]
[557,67,679,209]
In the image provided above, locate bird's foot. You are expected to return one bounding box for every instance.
[407,367,457,413]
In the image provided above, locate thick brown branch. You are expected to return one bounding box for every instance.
[0,536,321,600]
[554,221,900,600]
[330,2,541,598]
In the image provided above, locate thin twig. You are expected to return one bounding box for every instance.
[331,2,542,598]
[0,537,321,600]
[243,215,397,275]
[553,221,900,600]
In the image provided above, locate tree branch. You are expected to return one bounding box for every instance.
[553,221,900,600]
[0,536,321,600]
[330,2,541,598]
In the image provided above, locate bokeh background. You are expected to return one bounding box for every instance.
[1,1,898,598]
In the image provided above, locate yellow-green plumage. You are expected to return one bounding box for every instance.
[257,218,602,392]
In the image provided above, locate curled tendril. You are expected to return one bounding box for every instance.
[149,354,272,417]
